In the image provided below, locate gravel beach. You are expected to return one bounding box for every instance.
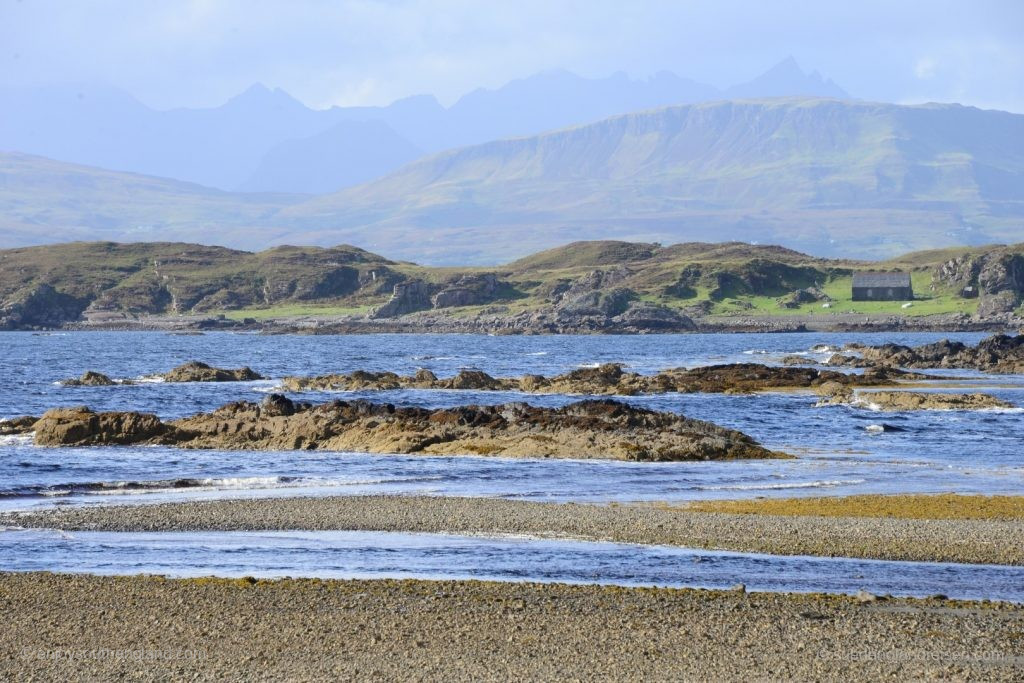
[2,572,1022,682]
[5,495,1023,565]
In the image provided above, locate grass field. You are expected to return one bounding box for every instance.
[703,271,979,317]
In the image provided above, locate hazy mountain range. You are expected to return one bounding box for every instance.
[0,58,845,193]
[1,96,1020,264]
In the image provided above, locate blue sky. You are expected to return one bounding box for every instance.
[2,0,1022,112]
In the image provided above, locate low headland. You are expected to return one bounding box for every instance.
[2,240,1022,333]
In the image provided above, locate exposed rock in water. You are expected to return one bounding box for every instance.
[0,415,38,435]
[283,362,928,396]
[159,361,264,382]
[60,371,118,386]
[814,384,1013,411]
[33,407,167,446]
[828,334,1024,373]
[28,399,790,461]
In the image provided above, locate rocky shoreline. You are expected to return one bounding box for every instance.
[7,397,788,461]
[827,334,1024,373]
[7,495,1021,565]
[4,572,1022,682]
[53,309,1024,335]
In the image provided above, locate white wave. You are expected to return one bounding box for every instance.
[0,434,34,447]
[809,345,838,353]
[525,352,548,356]
[699,478,866,492]
[865,424,886,433]
[742,349,771,355]
[134,375,166,383]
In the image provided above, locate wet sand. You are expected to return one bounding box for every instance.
[2,572,1022,682]
[5,494,1023,565]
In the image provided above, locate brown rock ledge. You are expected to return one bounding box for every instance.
[19,397,789,461]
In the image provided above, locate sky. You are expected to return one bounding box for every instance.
[1,0,1022,112]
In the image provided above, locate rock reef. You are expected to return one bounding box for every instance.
[827,334,1024,374]
[814,383,1013,411]
[21,396,788,461]
[282,362,923,396]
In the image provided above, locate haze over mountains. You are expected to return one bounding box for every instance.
[2,96,1020,264]
[0,58,844,193]
[1,58,1021,265]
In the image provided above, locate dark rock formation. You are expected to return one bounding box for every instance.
[828,334,1024,373]
[0,284,88,330]
[60,371,118,386]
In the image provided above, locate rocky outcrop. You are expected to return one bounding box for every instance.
[28,398,789,461]
[828,334,1024,373]
[0,284,88,330]
[814,384,1013,411]
[371,280,434,318]
[33,406,167,446]
[283,362,923,396]
[933,250,1024,317]
[59,371,118,386]
[778,287,829,309]
[158,361,265,382]
[431,274,501,308]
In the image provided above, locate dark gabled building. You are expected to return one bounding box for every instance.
[851,271,913,301]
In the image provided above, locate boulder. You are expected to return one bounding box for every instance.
[60,371,117,386]
[260,394,295,417]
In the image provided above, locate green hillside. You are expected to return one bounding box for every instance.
[2,239,1021,328]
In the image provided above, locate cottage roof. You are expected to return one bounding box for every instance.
[852,271,912,288]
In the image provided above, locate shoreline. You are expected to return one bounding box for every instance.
[50,312,1024,334]
[6,495,1023,565]
[2,572,1022,681]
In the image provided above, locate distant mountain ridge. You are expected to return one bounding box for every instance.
[1,98,1020,264]
[0,59,846,193]
[278,97,1024,262]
